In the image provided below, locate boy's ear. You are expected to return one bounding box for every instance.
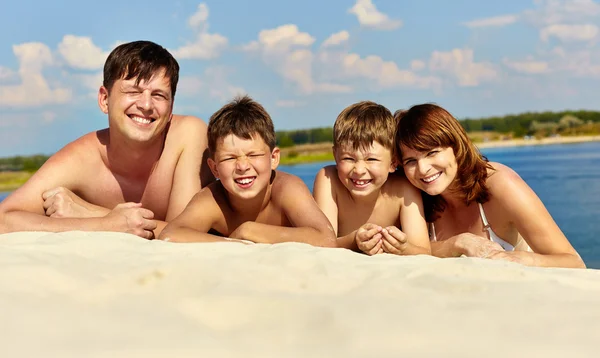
[270,147,280,170]
[98,86,109,114]
[207,157,219,179]
[389,157,399,173]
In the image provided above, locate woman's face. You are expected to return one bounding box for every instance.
[399,145,458,196]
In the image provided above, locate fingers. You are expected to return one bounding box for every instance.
[42,186,65,200]
[115,202,143,210]
[140,208,155,220]
[357,224,382,242]
[367,238,383,256]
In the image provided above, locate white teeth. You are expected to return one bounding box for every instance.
[353,179,371,186]
[236,178,254,185]
[422,172,441,183]
[131,116,151,124]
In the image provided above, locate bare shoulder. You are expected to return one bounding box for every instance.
[486,162,526,194]
[271,171,310,200]
[46,130,104,166]
[188,181,223,210]
[169,114,208,136]
[382,171,416,197]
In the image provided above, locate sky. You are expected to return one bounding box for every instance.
[2,0,600,156]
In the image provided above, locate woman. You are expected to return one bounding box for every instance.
[395,103,585,268]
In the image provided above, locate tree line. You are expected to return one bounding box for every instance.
[2,110,600,171]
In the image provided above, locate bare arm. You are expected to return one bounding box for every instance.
[312,166,351,247]
[165,115,213,221]
[158,187,229,243]
[234,173,336,247]
[0,141,155,238]
[396,179,431,255]
[485,164,585,268]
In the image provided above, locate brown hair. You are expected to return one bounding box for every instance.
[334,101,396,153]
[103,41,179,98]
[395,103,493,221]
[207,95,276,155]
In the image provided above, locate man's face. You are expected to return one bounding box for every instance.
[98,69,174,144]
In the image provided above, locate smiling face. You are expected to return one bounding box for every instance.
[208,133,280,200]
[400,145,458,196]
[98,69,173,144]
[334,141,396,198]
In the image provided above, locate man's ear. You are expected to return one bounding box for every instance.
[207,157,219,179]
[98,86,109,114]
[270,147,280,170]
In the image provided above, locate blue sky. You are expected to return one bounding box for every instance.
[2,0,600,156]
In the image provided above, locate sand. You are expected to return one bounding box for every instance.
[1,231,599,357]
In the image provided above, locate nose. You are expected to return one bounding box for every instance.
[416,159,430,176]
[236,156,250,172]
[136,90,153,111]
[354,161,367,175]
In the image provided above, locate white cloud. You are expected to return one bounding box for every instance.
[171,3,228,60]
[177,76,204,97]
[348,0,402,30]
[188,3,209,31]
[178,67,245,101]
[58,35,108,70]
[462,14,519,28]
[341,53,439,89]
[503,58,550,74]
[321,31,350,48]
[0,66,15,81]
[429,48,497,87]
[41,111,57,123]
[0,42,72,108]
[245,24,351,94]
[523,0,600,27]
[540,23,599,42]
[410,60,426,71]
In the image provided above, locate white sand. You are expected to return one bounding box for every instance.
[1,231,599,358]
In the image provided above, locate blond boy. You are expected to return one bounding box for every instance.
[313,101,430,255]
[158,96,336,247]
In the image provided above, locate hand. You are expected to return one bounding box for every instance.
[355,223,384,255]
[381,226,409,255]
[105,202,156,239]
[42,187,102,218]
[454,232,503,258]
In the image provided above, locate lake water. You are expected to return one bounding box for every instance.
[2,141,599,268]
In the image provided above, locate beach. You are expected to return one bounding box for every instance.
[476,134,600,149]
[1,231,599,357]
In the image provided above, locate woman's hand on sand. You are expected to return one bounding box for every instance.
[381,226,409,255]
[42,187,103,218]
[453,232,503,258]
[355,223,384,255]
[105,202,156,240]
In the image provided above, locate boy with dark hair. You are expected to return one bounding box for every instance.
[0,40,212,238]
[313,101,430,255]
[159,95,337,247]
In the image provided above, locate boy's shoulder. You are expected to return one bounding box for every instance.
[271,170,311,201]
[380,171,414,197]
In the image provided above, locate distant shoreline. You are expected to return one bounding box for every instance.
[476,135,600,149]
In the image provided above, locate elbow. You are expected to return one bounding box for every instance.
[318,230,338,248]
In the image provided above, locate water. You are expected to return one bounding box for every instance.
[2,142,599,268]
[280,141,600,269]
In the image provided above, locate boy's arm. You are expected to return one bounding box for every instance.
[232,174,337,247]
[312,167,348,246]
[0,147,155,238]
[398,180,431,254]
[158,188,229,243]
[165,115,213,221]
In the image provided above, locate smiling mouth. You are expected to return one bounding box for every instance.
[421,172,441,183]
[129,115,155,125]
[351,179,372,187]
[235,176,256,188]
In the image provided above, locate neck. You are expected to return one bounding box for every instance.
[104,130,165,180]
[350,189,380,207]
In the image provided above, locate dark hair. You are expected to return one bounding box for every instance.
[103,40,179,98]
[334,101,396,153]
[395,103,494,221]
[207,95,276,155]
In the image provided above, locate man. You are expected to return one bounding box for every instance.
[0,40,212,238]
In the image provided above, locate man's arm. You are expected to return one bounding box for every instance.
[0,141,155,238]
[165,115,213,221]
[232,173,337,248]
